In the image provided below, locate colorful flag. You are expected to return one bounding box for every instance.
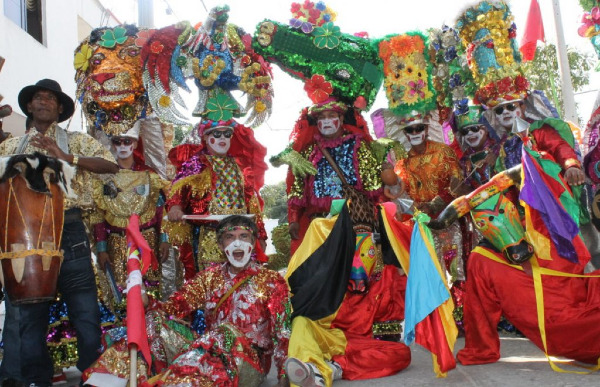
[125,214,157,367]
[520,0,545,61]
[380,203,457,377]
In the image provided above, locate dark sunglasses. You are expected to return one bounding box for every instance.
[458,126,483,136]
[404,125,426,134]
[111,138,134,146]
[494,103,519,115]
[210,129,233,138]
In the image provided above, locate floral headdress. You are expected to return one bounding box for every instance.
[455,1,529,108]
[428,25,477,123]
[74,25,152,136]
[197,118,236,136]
[141,6,274,128]
[376,32,437,117]
[253,1,382,110]
[578,0,600,62]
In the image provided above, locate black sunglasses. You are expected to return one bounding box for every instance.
[209,129,233,138]
[458,126,483,136]
[404,124,426,134]
[111,138,134,146]
[494,103,519,115]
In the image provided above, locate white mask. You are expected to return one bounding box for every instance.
[317,117,341,136]
[495,104,522,130]
[407,132,426,146]
[464,128,486,148]
[206,133,231,156]
[224,239,253,268]
[115,144,134,159]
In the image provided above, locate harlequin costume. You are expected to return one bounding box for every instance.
[285,100,382,254]
[84,260,290,386]
[165,118,268,280]
[448,0,600,368]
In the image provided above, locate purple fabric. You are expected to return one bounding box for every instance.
[520,149,580,263]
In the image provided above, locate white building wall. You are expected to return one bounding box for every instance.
[0,0,123,136]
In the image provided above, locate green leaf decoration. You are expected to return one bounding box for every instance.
[99,27,128,48]
[205,93,238,121]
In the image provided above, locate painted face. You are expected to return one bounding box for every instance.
[205,128,233,156]
[403,124,427,146]
[494,102,522,130]
[85,35,144,111]
[111,137,136,159]
[461,126,487,149]
[220,228,254,268]
[317,110,342,137]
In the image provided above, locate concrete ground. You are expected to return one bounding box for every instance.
[61,334,599,387]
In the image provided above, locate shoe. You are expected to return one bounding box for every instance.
[327,360,343,381]
[284,358,325,387]
[51,372,66,386]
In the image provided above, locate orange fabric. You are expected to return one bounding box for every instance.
[394,140,462,206]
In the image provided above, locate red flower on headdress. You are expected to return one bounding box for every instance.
[150,40,164,54]
[514,75,529,92]
[304,74,333,103]
[135,29,156,48]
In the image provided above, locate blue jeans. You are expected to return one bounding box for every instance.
[18,217,101,386]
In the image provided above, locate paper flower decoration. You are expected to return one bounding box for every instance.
[99,27,128,48]
[74,44,93,71]
[304,74,333,103]
[313,22,341,49]
[206,93,238,121]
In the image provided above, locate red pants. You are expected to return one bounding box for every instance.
[457,248,600,365]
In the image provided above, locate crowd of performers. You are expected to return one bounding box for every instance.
[0,1,600,386]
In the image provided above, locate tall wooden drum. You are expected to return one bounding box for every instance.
[0,159,65,304]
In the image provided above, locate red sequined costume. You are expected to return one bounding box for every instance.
[286,108,382,254]
[84,262,290,386]
[165,120,268,280]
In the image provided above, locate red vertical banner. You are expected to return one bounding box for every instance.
[520,0,546,61]
[125,214,157,367]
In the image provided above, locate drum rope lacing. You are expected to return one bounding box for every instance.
[0,178,64,259]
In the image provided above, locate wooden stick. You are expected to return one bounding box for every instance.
[130,344,137,387]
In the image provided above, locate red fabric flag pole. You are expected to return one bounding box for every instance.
[125,214,158,371]
[520,0,545,61]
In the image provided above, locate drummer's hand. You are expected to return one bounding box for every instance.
[29,134,68,160]
[167,205,184,221]
[97,251,111,271]
[159,242,170,263]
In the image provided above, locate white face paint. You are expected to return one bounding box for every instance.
[495,103,523,130]
[464,127,486,149]
[115,144,134,159]
[206,130,232,156]
[317,118,341,136]
[407,132,425,146]
[224,239,254,268]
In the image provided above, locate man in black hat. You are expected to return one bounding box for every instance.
[0,79,118,387]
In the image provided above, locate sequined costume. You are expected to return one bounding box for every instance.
[166,152,267,279]
[84,261,290,386]
[93,164,168,311]
[287,131,382,253]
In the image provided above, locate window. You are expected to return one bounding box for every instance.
[4,0,44,44]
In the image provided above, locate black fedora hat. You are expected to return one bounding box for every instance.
[18,79,75,123]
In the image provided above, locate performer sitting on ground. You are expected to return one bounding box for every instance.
[84,215,290,386]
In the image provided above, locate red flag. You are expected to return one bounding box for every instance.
[520,0,545,61]
[125,214,158,367]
